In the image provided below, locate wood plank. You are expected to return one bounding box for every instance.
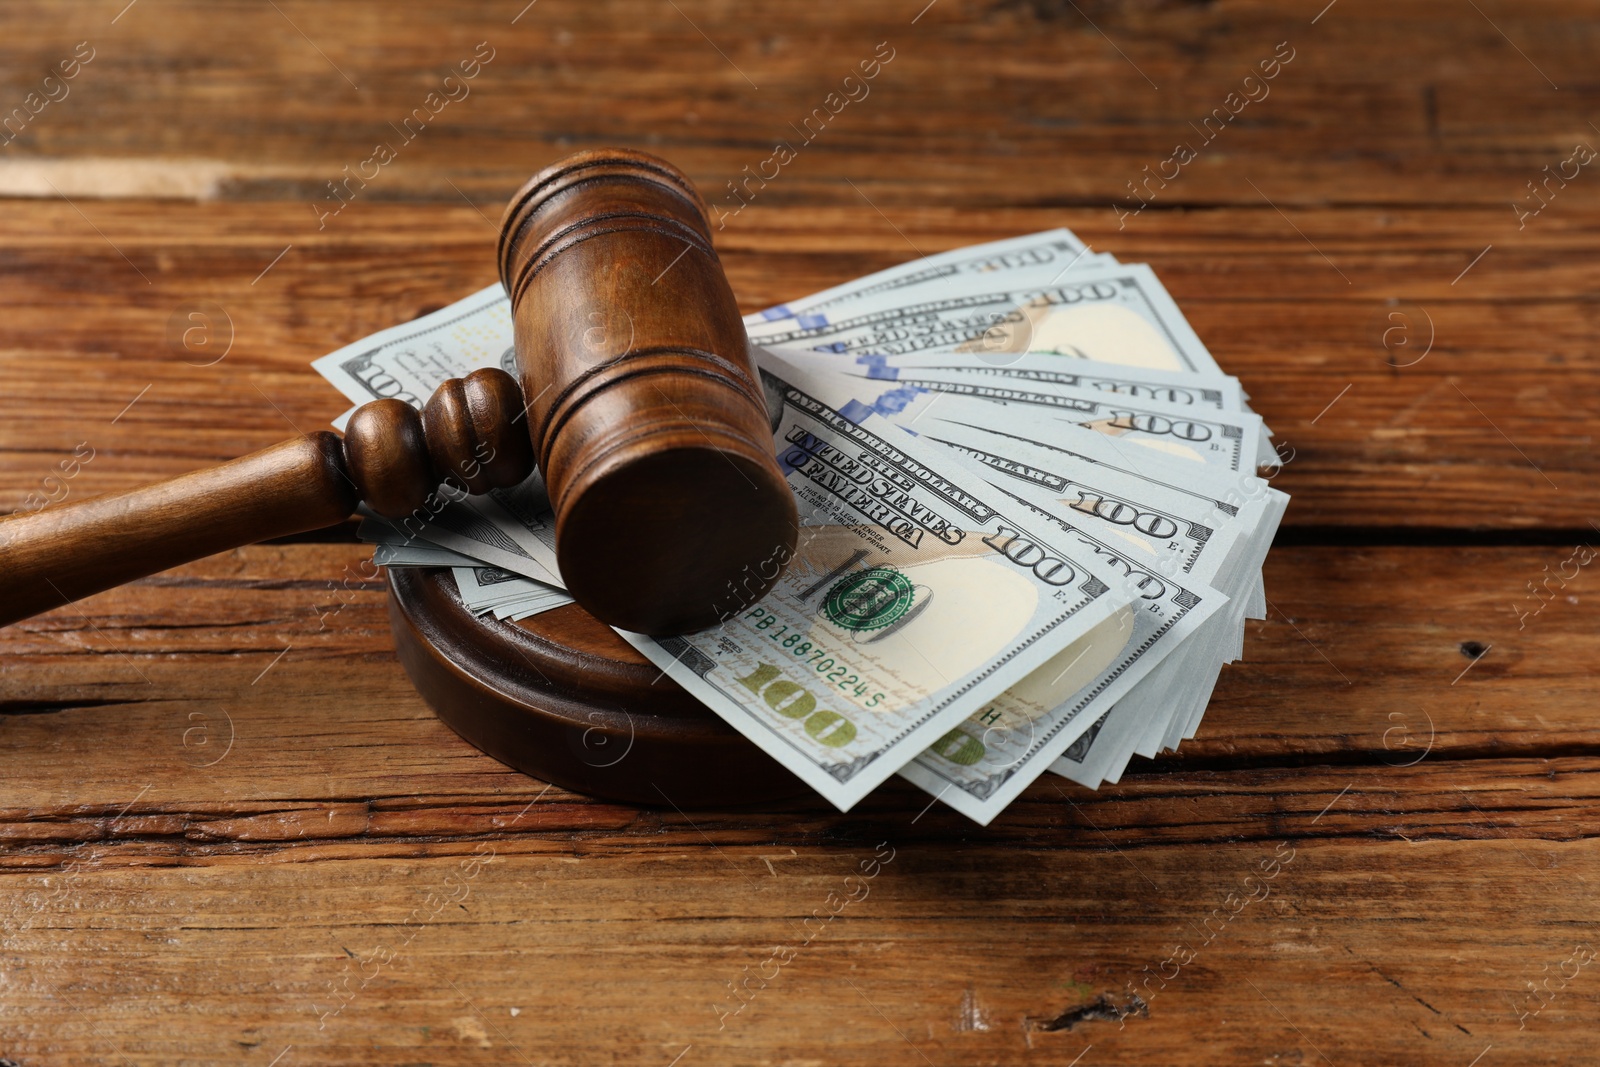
[2,757,1596,860]
[0,0,1596,209]
[0,788,1592,1064]
[1,202,1597,528]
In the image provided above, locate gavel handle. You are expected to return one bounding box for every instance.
[0,368,533,630]
[0,435,355,628]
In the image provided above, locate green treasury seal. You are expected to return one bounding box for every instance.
[824,566,917,632]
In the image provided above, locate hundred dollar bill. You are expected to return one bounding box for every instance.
[746,230,1114,326]
[1054,705,1144,789]
[363,510,534,577]
[1148,487,1286,756]
[496,596,574,621]
[895,398,1287,758]
[423,493,560,587]
[480,469,564,585]
[895,467,1225,821]
[836,353,1246,414]
[1053,488,1278,785]
[753,259,1277,459]
[453,565,573,620]
[312,283,514,410]
[356,492,562,588]
[912,406,1254,595]
[613,351,1139,811]
[896,471,1224,822]
[455,564,553,611]
[493,590,575,621]
[821,388,1239,820]
[747,262,1225,377]
[830,366,1265,473]
[766,355,1238,821]
[851,387,1287,788]
[900,409,1265,763]
[1055,711,1116,782]
[371,539,484,569]
[973,416,1286,626]
[898,394,1281,613]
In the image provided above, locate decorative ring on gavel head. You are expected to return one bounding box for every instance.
[497,148,799,636]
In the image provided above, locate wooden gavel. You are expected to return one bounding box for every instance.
[0,149,799,636]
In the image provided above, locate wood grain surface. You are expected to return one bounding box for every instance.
[2,0,1597,1064]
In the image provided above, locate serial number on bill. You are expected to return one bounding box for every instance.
[744,607,884,707]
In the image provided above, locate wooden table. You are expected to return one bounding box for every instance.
[2,1,1596,1063]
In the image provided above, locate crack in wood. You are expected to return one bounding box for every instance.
[1028,992,1148,1031]
[0,698,128,715]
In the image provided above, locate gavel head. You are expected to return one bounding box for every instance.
[497,149,799,636]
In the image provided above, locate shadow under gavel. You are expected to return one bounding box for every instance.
[0,149,800,637]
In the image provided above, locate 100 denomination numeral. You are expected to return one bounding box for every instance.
[1105,410,1212,441]
[981,524,1078,586]
[1070,491,1180,539]
[734,663,858,748]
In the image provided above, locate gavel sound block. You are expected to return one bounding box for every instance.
[0,149,807,807]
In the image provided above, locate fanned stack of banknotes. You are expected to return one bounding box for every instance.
[313,230,1287,824]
